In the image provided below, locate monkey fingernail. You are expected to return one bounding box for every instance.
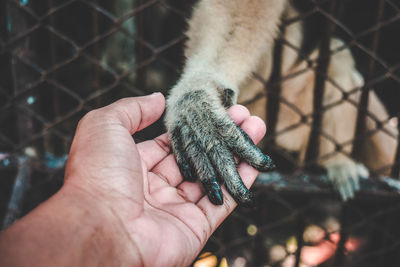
[203,180,224,205]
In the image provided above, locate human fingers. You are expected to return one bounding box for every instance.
[65,93,164,195]
[227,104,251,126]
[77,93,165,136]
[102,93,165,134]
[137,133,171,171]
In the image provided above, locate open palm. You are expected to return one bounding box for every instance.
[64,93,266,266]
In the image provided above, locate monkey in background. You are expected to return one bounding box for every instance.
[165,0,398,204]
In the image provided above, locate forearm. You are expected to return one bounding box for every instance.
[0,186,141,267]
[182,0,286,88]
[167,0,286,117]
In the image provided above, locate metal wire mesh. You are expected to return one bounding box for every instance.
[1,0,400,266]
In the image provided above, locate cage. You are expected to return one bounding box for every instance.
[1,0,400,266]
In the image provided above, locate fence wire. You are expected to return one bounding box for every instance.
[1,0,400,266]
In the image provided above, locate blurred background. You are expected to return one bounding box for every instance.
[1,0,400,266]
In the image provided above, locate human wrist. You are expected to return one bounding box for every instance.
[50,185,144,266]
[60,187,142,266]
[0,185,142,267]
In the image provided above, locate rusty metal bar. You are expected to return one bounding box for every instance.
[304,0,338,167]
[48,0,57,79]
[0,1,11,88]
[265,28,284,140]
[134,0,147,90]
[378,202,397,266]
[251,203,268,266]
[391,115,400,178]
[294,214,305,267]
[92,0,101,107]
[256,172,400,200]
[333,202,350,266]
[46,0,63,155]
[352,0,386,160]
[0,1,7,49]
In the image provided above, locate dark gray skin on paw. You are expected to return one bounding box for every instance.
[219,88,235,108]
[170,90,274,205]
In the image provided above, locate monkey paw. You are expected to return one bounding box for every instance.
[325,160,369,201]
[166,90,274,205]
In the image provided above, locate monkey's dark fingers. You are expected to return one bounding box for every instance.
[186,108,254,204]
[170,127,196,182]
[214,115,274,171]
[208,141,254,205]
[232,125,274,170]
[173,125,224,205]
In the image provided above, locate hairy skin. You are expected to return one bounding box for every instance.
[169,90,273,205]
[167,0,398,202]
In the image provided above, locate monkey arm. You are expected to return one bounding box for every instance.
[318,43,369,200]
[361,91,398,175]
[319,92,370,201]
[165,0,286,205]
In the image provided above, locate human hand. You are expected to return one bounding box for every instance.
[0,93,266,267]
[64,92,267,266]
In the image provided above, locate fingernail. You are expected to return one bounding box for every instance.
[150,92,163,97]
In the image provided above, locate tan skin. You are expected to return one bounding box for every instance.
[0,93,266,267]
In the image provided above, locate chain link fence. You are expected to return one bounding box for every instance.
[1,0,400,266]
